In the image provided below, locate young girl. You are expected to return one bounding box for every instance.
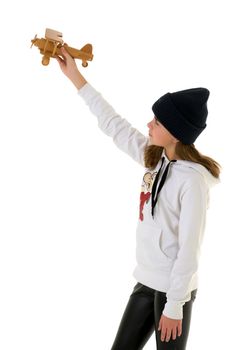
[56,47,221,350]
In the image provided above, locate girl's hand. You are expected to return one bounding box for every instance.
[56,45,87,90]
[56,45,79,80]
[158,314,182,342]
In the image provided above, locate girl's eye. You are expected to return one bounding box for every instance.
[155,118,159,125]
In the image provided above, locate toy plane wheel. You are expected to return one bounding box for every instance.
[42,55,50,66]
[82,61,88,67]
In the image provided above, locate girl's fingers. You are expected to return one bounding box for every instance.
[165,329,172,342]
[172,327,177,340]
[61,47,69,57]
[56,56,63,65]
[60,47,66,54]
[55,56,66,70]
[61,47,74,62]
[55,55,63,62]
[178,322,182,337]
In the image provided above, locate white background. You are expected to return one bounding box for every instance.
[0,0,232,349]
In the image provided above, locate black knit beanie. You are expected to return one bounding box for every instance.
[152,87,210,144]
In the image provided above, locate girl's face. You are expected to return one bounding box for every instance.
[147,116,177,147]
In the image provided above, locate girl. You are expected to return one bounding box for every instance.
[56,47,221,350]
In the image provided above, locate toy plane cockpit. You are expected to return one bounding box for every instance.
[31,28,93,67]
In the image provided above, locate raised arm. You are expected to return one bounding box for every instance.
[56,47,149,166]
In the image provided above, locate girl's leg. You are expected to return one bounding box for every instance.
[154,289,198,350]
[111,282,156,350]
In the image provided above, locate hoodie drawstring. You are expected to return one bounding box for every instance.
[151,156,177,218]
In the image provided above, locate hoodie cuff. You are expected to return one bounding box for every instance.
[162,300,185,320]
[77,82,99,101]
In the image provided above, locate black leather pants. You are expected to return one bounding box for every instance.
[111,282,197,350]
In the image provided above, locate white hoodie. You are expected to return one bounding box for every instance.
[78,82,220,320]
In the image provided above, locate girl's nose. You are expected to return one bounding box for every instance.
[147,120,152,129]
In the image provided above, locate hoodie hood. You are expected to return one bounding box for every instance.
[161,149,220,189]
[151,149,220,218]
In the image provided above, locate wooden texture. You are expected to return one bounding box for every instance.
[31,28,93,67]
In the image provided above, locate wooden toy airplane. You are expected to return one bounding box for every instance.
[31,28,93,67]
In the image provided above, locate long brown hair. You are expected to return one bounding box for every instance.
[144,142,221,178]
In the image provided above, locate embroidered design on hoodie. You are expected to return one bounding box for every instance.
[139,171,157,221]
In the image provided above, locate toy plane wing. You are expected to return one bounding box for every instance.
[45,28,63,43]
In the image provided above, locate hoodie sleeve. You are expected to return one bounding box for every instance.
[162,176,208,319]
[78,83,149,166]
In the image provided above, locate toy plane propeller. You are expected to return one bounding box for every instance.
[31,28,93,67]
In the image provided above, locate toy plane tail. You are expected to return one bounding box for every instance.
[81,44,92,54]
